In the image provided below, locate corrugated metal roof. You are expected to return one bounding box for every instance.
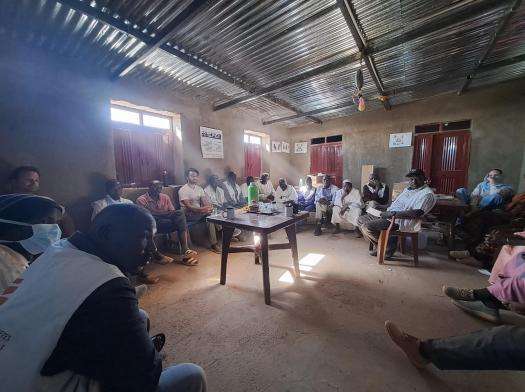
[1,0,524,128]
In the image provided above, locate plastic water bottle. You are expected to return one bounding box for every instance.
[247,182,259,206]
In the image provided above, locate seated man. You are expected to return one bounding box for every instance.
[0,194,63,292]
[274,178,298,205]
[0,204,206,391]
[313,175,339,236]
[298,176,316,212]
[457,169,514,211]
[257,173,275,202]
[331,180,363,235]
[362,173,389,207]
[6,166,75,236]
[357,169,436,258]
[204,175,227,211]
[385,320,525,371]
[223,171,245,207]
[178,168,220,253]
[92,179,133,220]
[137,181,198,266]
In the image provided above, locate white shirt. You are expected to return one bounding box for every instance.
[388,185,436,232]
[91,195,133,220]
[334,188,363,209]
[274,185,299,204]
[204,185,226,207]
[179,183,206,209]
[223,181,242,204]
[257,180,275,199]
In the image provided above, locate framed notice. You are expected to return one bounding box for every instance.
[294,141,308,154]
[200,126,224,158]
[282,141,290,153]
[271,141,282,152]
[389,132,412,148]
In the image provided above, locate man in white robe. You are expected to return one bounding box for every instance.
[332,180,363,234]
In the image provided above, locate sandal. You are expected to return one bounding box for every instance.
[151,333,166,352]
[184,249,198,257]
[179,256,198,266]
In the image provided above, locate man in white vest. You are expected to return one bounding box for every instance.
[0,204,206,392]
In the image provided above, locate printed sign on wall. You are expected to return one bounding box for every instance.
[200,126,224,158]
[281,142,290,153]
[271,141,282,152]
[389,132,412,148]
[294,141,308,154]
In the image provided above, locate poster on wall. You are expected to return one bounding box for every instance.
[294,141,308,154]
[200,126,224,158]
[282,142,290,153]
[389,132,412,148]
[271,141,282,152]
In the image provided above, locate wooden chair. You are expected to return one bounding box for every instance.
[377,217,420,266]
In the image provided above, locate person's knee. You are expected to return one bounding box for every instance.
[160,363,206,392]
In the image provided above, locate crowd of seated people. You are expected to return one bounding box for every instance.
[2,162,525,389]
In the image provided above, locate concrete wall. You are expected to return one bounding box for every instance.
[289,80,525,194]
[0,44,291,229]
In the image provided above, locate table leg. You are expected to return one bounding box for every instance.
[220,227,234,285]
[260,233,271,305]
[285,224,300,277]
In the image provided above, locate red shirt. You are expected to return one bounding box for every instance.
[136,192,175,215]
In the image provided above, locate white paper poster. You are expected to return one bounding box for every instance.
[282,141,290,153]
[271,141,282,152]
[389,132,412,148]
[200,126,224,158]
[294,141,308,154]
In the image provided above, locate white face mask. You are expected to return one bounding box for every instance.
[0,218,62,255]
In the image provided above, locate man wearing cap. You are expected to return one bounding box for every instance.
[357,169,436,258]
[331,180,363,235]
[314,175,339,236]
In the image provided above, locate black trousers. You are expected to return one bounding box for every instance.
[357,214,398,249]
[153,210,187,237]
[421,326,525,370]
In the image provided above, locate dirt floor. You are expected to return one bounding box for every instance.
[140,227,525,392]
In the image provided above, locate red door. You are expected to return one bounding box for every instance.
[244,143,261,178]
[431,131,471,194]
[412,131,470,194]
[310,142,343,187]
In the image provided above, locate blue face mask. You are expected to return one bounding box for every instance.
[0,218,62,255]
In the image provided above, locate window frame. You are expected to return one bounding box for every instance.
[110,104,173,132]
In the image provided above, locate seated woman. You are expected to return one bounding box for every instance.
[298,176,316,212]
[450,191,525,267]
[456,169,513,210]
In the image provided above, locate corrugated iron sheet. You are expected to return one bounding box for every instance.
[1,0,524,128]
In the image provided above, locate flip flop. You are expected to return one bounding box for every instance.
[184,249,198,257]
[179,256,198,266]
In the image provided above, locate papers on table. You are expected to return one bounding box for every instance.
[366,207,382,217]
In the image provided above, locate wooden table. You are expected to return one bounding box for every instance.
[207,211,308,305]
[432,197,469,250]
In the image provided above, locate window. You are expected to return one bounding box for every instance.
[110,107,140,125]
[143,114,171,130]
[111,105,172,130]
[244,134,261,145]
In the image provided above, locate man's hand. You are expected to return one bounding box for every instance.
[380,211,395,219]
[267,195,275,201]
[508,301,525,315]
[318,197,328,205]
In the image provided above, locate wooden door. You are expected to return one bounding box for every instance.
[431,131,471,194]
[113,128,175,186]
[412,134,433,178]
[244,143,261,178]
[412,131,470,194]
[310,142,343,187]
